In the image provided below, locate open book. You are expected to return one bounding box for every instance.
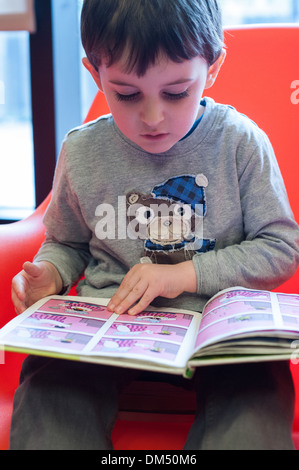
[1,286,299,378]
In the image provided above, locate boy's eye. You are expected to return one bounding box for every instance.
[114,92,140,102]
[114,90,190,103]
[163,90,190,101]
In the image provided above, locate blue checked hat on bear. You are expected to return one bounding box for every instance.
[151,174,209,216]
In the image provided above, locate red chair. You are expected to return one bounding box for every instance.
[1,25,299,450]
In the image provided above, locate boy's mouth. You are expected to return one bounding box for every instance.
[141,133,169,141]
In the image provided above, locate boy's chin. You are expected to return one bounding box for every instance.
[135,135,178,154]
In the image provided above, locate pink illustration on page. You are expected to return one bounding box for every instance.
[36,299,113,320]
[119,311,193,327]
[93,337,180,361]
[205,289,271,312]
[22,312,106,335]
[107,322,187,344]
[201,301,273,328]
[194,313,278,350]
[277,294,299,306]
[3,327,91,352]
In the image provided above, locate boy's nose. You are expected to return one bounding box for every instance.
[140,98,164,127]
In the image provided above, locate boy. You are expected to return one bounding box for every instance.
[10,0,299,450]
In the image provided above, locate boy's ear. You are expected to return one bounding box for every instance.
[204,49,226,90]
[82,57,103,92]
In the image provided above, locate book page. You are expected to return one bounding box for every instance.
[192,287,299,354]
[0,296,201,370]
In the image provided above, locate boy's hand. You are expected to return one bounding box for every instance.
[11,261,63,315]
[107,261,197,316]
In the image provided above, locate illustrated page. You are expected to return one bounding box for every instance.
[193,288,299,353]
[0,296,201,368]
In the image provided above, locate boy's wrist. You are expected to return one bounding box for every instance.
[176,261,197,294]
[42,261,64,294]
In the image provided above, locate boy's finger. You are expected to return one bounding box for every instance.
[11,273,27,301]
[11,289,27,315]
[108,272,141,311]
[111,280,148,314]
[23,261,42,278]
[128,287,156,316]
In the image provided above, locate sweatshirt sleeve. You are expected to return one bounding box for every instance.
[192,130,299,298]
[34,143,92,293]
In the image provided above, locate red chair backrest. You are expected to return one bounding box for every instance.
[209,25,299,293]
[84,90,110,123]
[210,26,299,215]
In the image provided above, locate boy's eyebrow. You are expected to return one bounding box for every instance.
[108,78,194,87]
[163,78,194,86]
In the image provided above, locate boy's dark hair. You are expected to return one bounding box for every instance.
[81,0,224,76]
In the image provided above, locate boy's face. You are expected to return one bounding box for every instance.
[84,53,223,154]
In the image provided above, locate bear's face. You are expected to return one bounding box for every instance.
[126,192,194,244]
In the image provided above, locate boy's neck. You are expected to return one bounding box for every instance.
[180,99,206,141]
[196,102,206,120]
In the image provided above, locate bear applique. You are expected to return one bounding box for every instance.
[126,174,216,264]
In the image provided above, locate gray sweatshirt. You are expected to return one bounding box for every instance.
[35,97,299,312]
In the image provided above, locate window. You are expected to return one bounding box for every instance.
[0,31,35,221]
[0,0,35,221]
[219,0,299,25]
[0,0,35,32]
[77,0,97,122]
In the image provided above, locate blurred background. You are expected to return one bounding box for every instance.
[0,0,298,222]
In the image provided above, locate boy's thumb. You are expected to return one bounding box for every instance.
[23,261,42,278]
